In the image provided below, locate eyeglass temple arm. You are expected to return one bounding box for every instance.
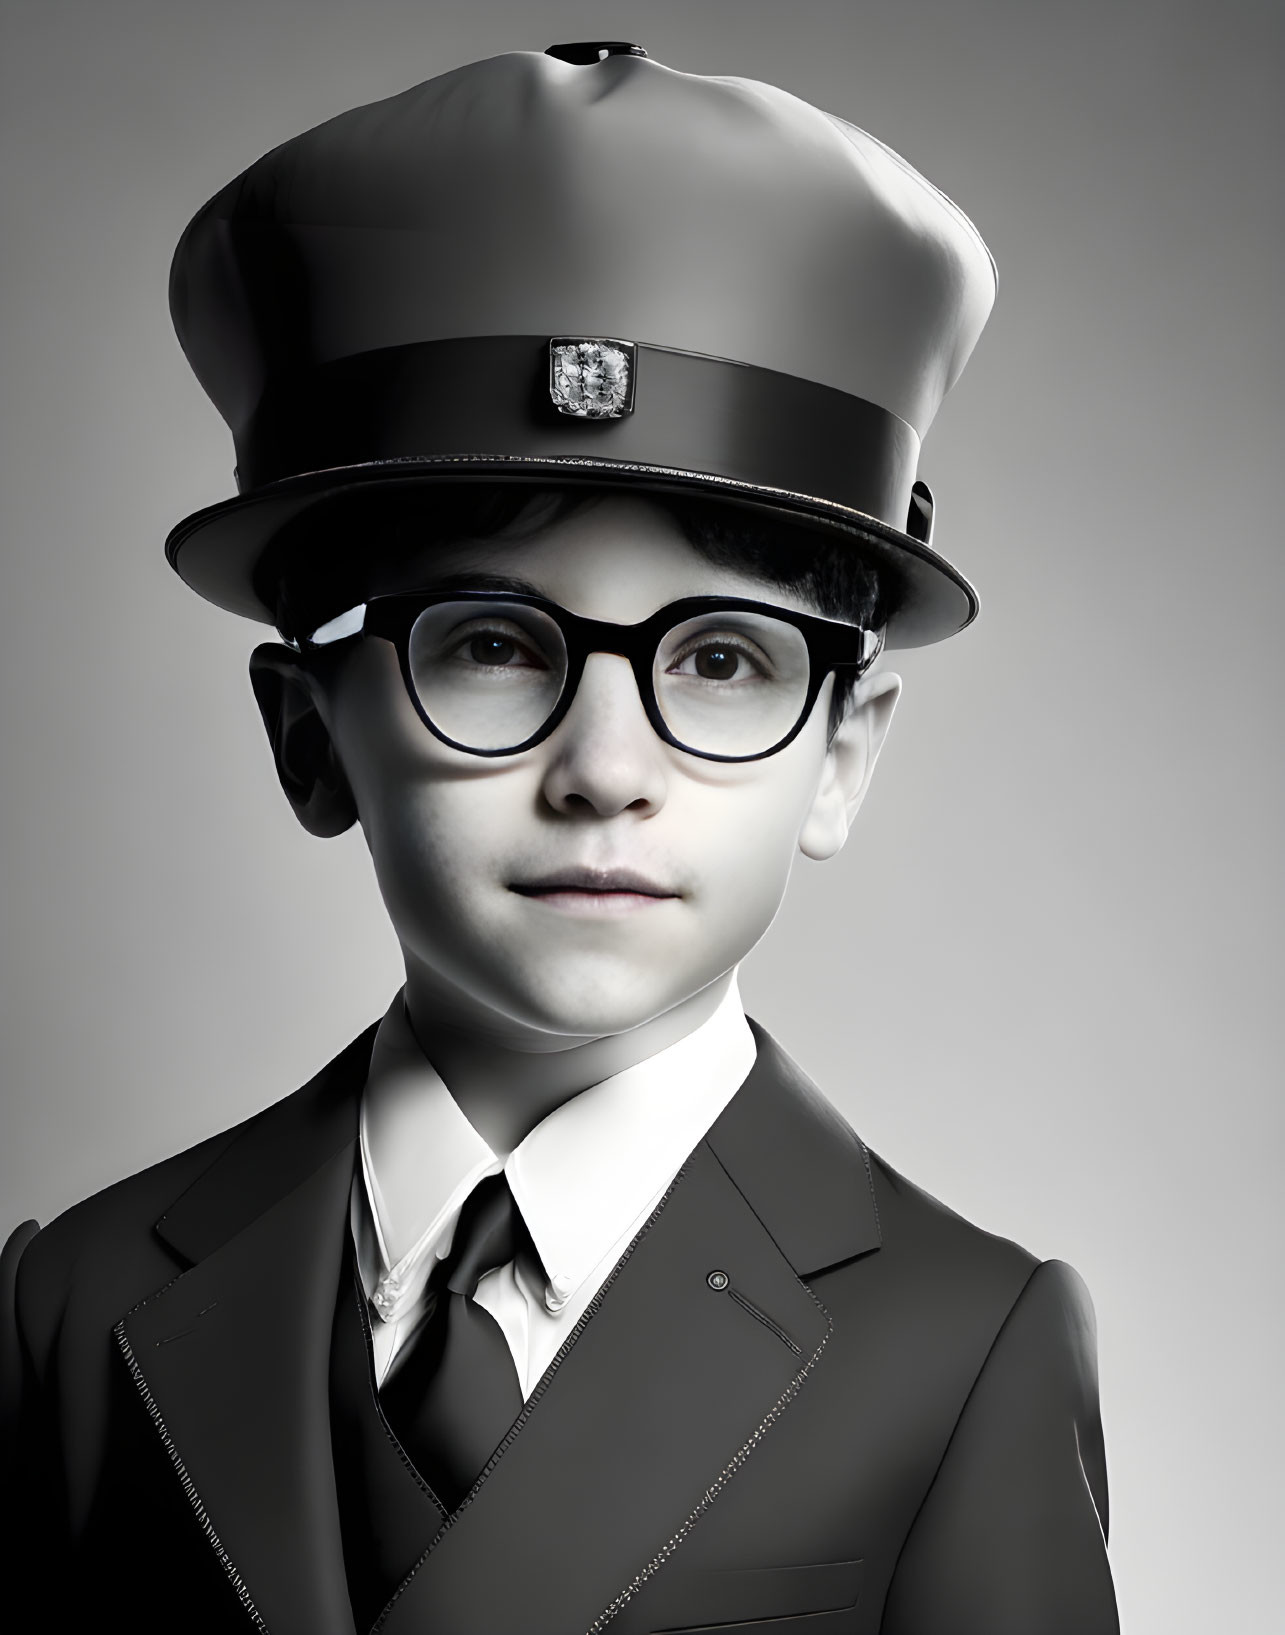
[854,627,885,668]
[282,603,369,651]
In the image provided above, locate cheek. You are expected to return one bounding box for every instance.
[674,745,826,924]
[331,654,512,925]
[359,778,507,932]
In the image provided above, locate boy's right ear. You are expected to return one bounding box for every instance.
[248,643,358,837]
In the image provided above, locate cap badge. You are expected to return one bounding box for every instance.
[548,338,637,419]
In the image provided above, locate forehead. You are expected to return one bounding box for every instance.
[364,493,824,623]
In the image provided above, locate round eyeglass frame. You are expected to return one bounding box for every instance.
[299,589,884,764]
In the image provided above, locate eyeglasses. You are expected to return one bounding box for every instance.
[296,590,884,763]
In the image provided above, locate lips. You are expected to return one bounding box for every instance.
[510,866,679,899]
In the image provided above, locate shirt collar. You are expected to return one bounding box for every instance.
[353,982,756,1322]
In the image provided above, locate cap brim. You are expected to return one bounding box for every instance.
[165,455,979,650]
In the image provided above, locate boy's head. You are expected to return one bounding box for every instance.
[249,487,901,1044]
[164,41,997,1046]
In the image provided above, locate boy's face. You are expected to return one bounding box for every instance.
[261,494,899,1049]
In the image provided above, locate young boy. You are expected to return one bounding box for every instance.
[0,41,1119,1633]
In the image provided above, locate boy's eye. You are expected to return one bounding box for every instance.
[667,635,772,683]
[455,629,538,668]
[448,622,552,671]
[467,633,522,667]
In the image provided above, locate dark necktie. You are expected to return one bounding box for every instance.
[378,1171,528,1510]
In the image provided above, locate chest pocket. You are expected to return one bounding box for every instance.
[651,1559,863,1632]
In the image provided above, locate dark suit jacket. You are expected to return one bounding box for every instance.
[1,1019,1118,1633]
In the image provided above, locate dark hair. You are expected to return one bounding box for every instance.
[265,483,887,735]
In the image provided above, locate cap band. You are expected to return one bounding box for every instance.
[236,336,921,535]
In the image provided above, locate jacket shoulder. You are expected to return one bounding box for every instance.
[8,1019,376,1365]
[9,1119,246,1367]
[805,1141,1049,1411]
[878,1251,1116,1632]
[865,1144,1041,1288]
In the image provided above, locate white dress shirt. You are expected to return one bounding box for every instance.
[349,981,757,1402]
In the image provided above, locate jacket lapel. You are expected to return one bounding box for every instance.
[707,1020,882,1281]
[115,1023,378,1635]
[378,1020,881,1635]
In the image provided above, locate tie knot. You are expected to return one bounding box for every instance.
[443,1172,523,1297]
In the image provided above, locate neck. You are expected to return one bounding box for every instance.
[402,970,738,1154]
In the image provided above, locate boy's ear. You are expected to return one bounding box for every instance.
[248,643,358,837]
[798,670,902,862]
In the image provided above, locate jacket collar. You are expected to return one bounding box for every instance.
[153,1021,377,1267]
[708,1018,882,1277]
[152,1014,880,1281]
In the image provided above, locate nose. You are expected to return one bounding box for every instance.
[538,652,669,818]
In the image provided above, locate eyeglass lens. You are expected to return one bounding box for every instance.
[405,599,815,756]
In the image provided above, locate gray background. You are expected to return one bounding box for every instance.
[2,1,1280,1627]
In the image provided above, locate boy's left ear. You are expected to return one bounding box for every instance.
[798,670,902,861]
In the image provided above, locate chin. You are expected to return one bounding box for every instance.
[512,991,677,1042]
[495,964,706,1042]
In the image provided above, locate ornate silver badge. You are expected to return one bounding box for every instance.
[548,338,637,418]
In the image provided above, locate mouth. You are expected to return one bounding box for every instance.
[509,867,681,912]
